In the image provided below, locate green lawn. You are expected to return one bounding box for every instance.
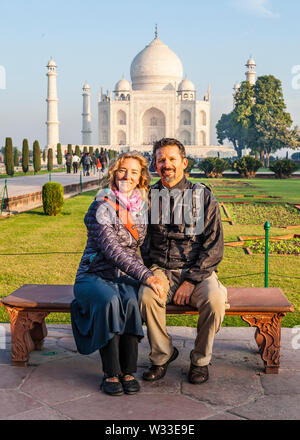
[0,177,299,328]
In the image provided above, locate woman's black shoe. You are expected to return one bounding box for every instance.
[100,376,124,396]
[120,375,140,395]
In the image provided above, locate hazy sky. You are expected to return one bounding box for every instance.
[0,0,300,152]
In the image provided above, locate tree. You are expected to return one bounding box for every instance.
[42,149,47,162]
[47,148,53,172]
[75,145,81,157]
[216,112,245,158]
[57,143,62,165]
[13,147,20,167]
[33,140,41,173]
[216,75,299,162]
[251,75,294,164]
[216,81,255,158]
[22,139,29,173]
[4,137,14,176]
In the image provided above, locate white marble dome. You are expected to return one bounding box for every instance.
[115,78,131,91]
[130,37,183,91]
[178,77,195,91]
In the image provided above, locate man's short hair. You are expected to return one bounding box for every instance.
[153,138,186,163]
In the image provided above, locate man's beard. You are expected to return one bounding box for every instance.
[161,168,176,183]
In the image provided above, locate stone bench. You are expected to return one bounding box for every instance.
[0,285,294,373]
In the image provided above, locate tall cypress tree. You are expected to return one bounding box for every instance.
[57,143,62,165]
[47,148,53,172]
[33,140,41,173]
[22,139,29,173]
[4,137,14,176]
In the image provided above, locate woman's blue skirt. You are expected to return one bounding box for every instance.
[71,273,144,355]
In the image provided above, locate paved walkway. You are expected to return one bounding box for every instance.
[0,325,299,420]
[1,172,102,198]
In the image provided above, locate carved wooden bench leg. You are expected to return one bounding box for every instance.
[241,313,285,374]
[5,307,49,367]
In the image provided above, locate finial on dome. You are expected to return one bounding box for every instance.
[155,24,158,39]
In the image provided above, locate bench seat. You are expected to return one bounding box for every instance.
[1,284,294,373]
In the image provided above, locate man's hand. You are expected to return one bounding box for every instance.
[173,281,195,305]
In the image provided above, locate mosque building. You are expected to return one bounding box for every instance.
[46,30,238,158]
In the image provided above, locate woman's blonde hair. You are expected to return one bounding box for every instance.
[104,151,150,196]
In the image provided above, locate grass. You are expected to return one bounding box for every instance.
[0,177,299,328]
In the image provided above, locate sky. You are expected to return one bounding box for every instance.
[0,0,300,155]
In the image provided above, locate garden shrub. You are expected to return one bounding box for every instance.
[232,156,262,178]
[269,159,297,178]
[199,157,228,178]
[42,182,64,216]
[185,157,195,175]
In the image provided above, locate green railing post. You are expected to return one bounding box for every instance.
[49,173,51,182]
[264,221,270,287]
[80,171,82,193]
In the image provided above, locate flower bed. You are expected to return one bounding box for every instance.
[225,203,300,227]
[246,237,300,256]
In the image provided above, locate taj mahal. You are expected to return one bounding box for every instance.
[46,30,253,158]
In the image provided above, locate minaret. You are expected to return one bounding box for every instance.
[245,56,256,85]
[46,58,60,151]
[82,82,92,145]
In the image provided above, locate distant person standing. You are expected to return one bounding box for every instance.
[72,152,80,174]
[91,154,97,175]
[66,153,72,174]
[83,153,92,176]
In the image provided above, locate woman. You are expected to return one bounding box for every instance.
[71,151,164,396]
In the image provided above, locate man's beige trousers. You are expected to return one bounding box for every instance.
[139,266,229,367]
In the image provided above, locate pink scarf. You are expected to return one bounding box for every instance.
[113,189,142,213]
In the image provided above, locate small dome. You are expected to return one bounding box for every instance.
[178,77,195,91]
[233,81,240,90]
[83,82,90,90]
[114,78,131,92]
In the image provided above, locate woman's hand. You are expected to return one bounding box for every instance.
[145,276,165,298]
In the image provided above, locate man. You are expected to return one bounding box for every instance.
[139,138,228,385]
[65,152,72,174]
[72,152,80,174]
